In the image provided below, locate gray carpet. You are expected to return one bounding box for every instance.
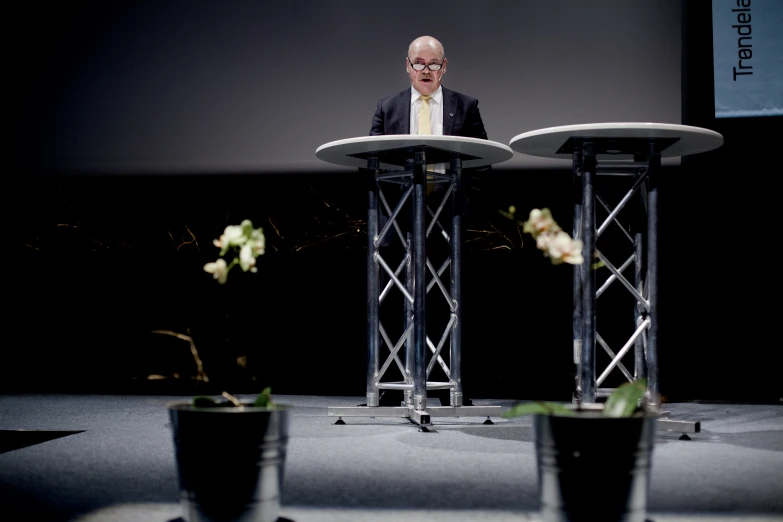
[0,394,781,521]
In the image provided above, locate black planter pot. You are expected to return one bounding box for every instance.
[168,402,290,522]
[533,408,658,522]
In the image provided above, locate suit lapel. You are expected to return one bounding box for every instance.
[442,88,456,136]
[397,89,411,134]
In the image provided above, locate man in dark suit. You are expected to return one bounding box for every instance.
[369,35,491,213]
[370,35,489,140]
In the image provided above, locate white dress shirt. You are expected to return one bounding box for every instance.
[410,86,443,136]
[410,86,445,173]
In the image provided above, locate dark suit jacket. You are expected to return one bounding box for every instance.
[370,87,488,139]
[369,87,491,210]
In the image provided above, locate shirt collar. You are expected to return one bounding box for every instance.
[411,85,443,105]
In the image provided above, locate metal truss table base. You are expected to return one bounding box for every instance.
[328,405,503,427]
[314,135,514,432]
[657,411,701,438]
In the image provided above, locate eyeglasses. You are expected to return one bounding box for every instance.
[408,58,444,72]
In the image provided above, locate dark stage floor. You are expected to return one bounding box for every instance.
[0,394,781,521]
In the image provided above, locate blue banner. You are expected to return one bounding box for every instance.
[712,0,783,118]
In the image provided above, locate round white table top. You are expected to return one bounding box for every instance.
[315,135,513,171]
[509,122,724,161]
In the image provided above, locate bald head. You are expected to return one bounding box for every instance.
[406,35,447,95]
[408,36,445,61]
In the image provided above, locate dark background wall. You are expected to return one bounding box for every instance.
[665,0,780,403]
[18,0,683,174]
[8,1,780,402]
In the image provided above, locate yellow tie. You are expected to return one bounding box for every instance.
[418,95,435,194]
[419,95,431,135]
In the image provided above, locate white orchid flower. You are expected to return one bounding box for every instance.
[545,231,584,266]
[206,219,266,283]
[239,244,257,272]
[523,208,561,238]
[203,258,228,284]
[250,228,266,256]
[218,224,246,254]
[225,226,243,240]
[535,232,553,252]
[508,207,585,266]
[561,239,585,265]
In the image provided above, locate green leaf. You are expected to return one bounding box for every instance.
[253,386,276,409]
[240,219,254,237]
[192,396,218,407]
[603,379,647,417]
[503,401,574,418]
